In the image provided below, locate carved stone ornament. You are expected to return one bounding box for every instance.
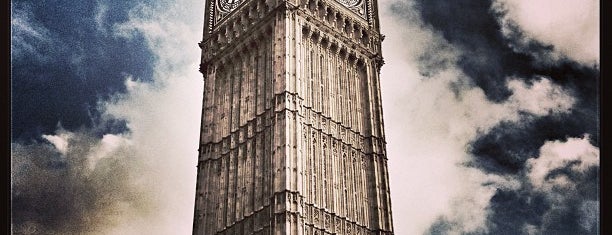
[336,0,361,7]
[218,0,243,13]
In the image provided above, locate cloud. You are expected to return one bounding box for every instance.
[11,0,161,141]
[11,3,53,61]
[12,0,204,234]
[41,132,72,155]
[379,70,575,234]
[514,136,600,234]
[526,135,598,191]
[94,1,109,33]
[12,129,150,234]
[378,0,594,234]
[506,77,575,116]
[493,0,599,66]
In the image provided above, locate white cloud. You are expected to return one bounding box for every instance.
[86,134,133,170]
[493,0,599,65]
[522,224,539,235]
[526,135,599,191]
[42,132,72,155]
[97,0,205,233]
[506,77,575,116]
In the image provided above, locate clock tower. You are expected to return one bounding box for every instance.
[194,0,393,234]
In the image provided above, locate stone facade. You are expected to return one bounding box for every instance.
[194,0,393,234]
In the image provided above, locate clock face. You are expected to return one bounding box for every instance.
[218,0,243,13]
[336,0,362,7]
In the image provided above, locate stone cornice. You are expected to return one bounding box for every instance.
[199,90,389,158]
[306,0,370,26]
[296,5,382,64]
[199,1,384,74]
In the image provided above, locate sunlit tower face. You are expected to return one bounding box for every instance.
[194,0,393,234]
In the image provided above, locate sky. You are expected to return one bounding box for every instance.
[10,0,599,234]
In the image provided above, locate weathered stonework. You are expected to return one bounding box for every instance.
[194,0,393,234]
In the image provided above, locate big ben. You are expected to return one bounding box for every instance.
[193,0,393,234]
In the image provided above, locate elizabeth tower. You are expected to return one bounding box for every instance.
[193,0,393,234]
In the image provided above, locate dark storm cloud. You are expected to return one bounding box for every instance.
[11,0,156,141]
[11,130,153,234]
[407,0,530,101]
[469,103,598,174]
[11,1,162,233]
[484,165,599,235]
[387,0,599,234]
[404,0,599,105]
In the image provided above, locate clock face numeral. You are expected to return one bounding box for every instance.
[218,0,243,13]
[336,0,362,7]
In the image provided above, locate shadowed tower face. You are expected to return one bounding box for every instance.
[194,0,393,234]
